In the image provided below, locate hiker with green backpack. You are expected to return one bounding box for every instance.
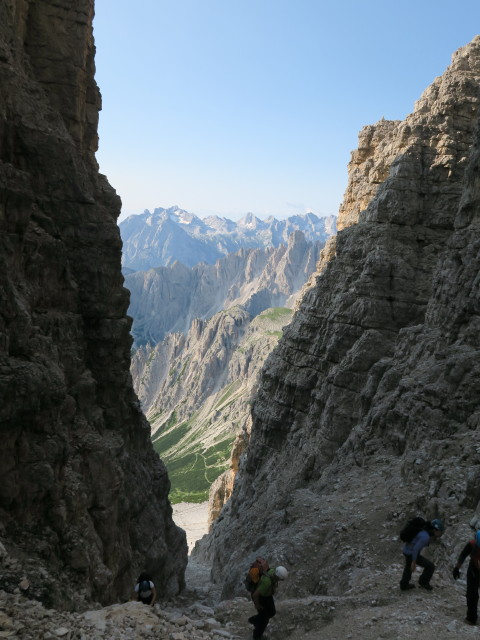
[245,558,288,639]
[399,517,445,591]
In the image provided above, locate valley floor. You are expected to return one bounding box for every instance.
[172,502,210,553]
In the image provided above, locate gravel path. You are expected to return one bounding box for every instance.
[173,501,210,552]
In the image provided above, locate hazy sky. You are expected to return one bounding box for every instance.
[93,1,480,222]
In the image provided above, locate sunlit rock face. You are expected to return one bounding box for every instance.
[126,230,322,347]
[0,0,186,607]
[197,38,480,599]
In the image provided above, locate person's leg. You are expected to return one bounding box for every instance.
[416,554,434,587]
[400,554,414,589]
[466,565,479,623]
[252,596,276,638]
[252,610,269,638]
[264,595,276,620]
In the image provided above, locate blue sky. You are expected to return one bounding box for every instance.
[93,1,480,222]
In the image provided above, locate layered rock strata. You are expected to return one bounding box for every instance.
[198,38,480,599]
[0,0,186,607]
[133,308,252,423]
[126,230,321,346]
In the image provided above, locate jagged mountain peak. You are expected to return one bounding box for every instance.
[237,211,263,228]
[120,207,336,271]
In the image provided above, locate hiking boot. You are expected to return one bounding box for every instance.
[465,618,478,626]
[400,583,415,591]
[419,582,433,591]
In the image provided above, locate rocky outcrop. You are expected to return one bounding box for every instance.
[196,38,480,599]
[0,585,232,640]
[207,431,247,529]
[126,230,322,346]
[120,206,336,271]
[0,0,186,607]
[337,118,400,231]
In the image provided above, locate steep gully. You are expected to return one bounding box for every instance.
[1,2,480,637]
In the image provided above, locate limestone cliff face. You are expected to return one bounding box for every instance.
[134,308,252,424]
[0,0,186,607]
[207,431,247,529]
[337,118,400,231]
[198,38,480,598]
[126,231,321,347]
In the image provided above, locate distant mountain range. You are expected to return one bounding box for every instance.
[119,206,336,271]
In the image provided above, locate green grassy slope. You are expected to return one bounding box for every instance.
[151,307,293,503]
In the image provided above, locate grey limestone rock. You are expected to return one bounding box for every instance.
[126,230,322,347]
[0,0,186,607]
[197,37,480,600]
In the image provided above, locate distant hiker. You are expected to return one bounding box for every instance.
[248,565,288,639]
[399,518,445,591]
[132,572,156,606]
[453,530,480,625]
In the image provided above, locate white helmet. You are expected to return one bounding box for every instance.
[275,566,288,580]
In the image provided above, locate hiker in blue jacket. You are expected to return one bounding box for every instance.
[400,519,444,591]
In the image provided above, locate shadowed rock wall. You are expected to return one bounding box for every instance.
[0,0,186,607]
[199,37,480,599]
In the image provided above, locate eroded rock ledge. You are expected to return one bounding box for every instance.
[0,0,186,607]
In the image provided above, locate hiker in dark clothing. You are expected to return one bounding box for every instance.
[249,566,288,639]
[453,530,480,625]
[132,572,157,606]
[400,519,444,591]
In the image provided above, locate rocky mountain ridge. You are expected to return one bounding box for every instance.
[126,222,327,510]
[195,36,480,605]
[120,205,336,270]
[126,230,320,346]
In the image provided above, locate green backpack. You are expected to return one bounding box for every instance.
[261,568,279,596]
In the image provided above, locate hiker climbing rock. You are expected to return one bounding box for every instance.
[453,529,480,625]
[132,572,157,606]
[247,563,288,639]
[399,517,444,591]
